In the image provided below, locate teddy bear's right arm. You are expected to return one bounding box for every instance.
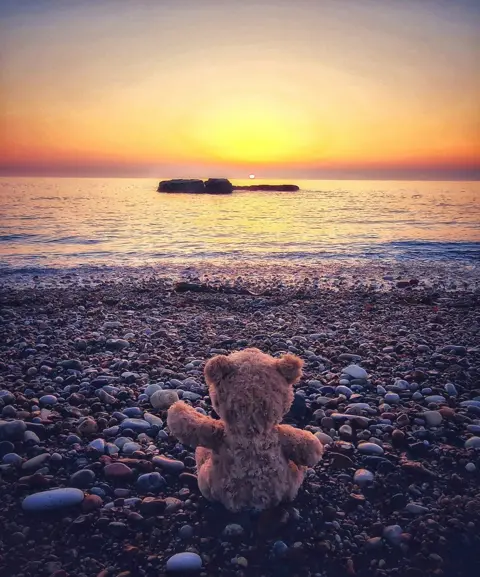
[277,424,324,467]
[167,401,225,450]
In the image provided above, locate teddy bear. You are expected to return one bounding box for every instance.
[166,348,324,512]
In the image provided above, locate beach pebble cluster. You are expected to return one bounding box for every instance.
[0,265,479,577]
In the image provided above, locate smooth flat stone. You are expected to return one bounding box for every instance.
[152,455,185,474]
[166,552,202,572]
[119,418,150,431]
[144,412,163,427]
[425,395,446,404]
[315,432,334,445]
[22,488,84,512]
[342,365,368,380]
[22,453,50,471]
[357,442,384,455]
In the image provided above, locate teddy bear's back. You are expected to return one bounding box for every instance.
[206,429,304,511]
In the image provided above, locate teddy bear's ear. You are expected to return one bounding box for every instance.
[276,353,303,384]
[204,354,232,386]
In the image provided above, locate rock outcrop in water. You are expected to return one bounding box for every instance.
[158,178,233,194]
[157,179,298,193]
[233,184,299,192]
[204,178,233,194]
[157,179,206,194]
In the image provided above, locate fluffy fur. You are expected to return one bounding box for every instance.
[167,348,324,511]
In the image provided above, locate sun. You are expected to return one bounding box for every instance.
[249,174,255,179]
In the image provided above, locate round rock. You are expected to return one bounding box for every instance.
[342,365,368,380]
[465,437,480,450]
[166,552,202,573]
[424,410,442,427]
[357,442,384,455]
[353,469,374,486]
[151,389,179,410]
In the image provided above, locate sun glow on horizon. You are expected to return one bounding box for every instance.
[0,0,479,178]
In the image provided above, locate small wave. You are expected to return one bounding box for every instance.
[43,237,103,245]
[0,233,39,242]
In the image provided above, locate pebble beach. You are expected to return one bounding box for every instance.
[0,262,479,577]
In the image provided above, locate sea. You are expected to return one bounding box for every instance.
[0,177,479,274]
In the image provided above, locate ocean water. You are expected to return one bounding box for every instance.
[0,177,479,273]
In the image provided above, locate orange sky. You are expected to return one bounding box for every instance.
[1,0,479,179]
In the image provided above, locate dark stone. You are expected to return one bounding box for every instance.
[389,493,407,510]
[70,469,96,488]
[0,420,27,441]
[0,440,15,457]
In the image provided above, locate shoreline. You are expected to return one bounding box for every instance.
[0,266,479,576]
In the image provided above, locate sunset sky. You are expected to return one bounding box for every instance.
[1,0,479,179]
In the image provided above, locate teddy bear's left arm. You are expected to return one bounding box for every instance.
[277,424,324,467]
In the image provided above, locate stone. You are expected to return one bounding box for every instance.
[59,359,83,371]
[383,524,403,546]
[136,472,166,493]
[384,392,400,404]
[425,395,446,405]
[3,452,23,466]
[461,401,480,410]
[104,463,133,480]
[143,412,163,427]
[365,537,383,550]
[423,410,442,427]
[70,469,95,488]
[465,437,480,449]
[0,419,27,441]
[342,365,368,380]
[82,494,103,511]
[335,385,353,398]
[23,430,40,445]
[122,442,142,455]
[357,442,384,455]
[119,418,150,432]
[222,523,244,537]
[315,432,334,445]
[0,390,15,404]
[77,417,98,436]
[445,383,458,396]
[145,383,163,397]
[339,424,352,439]
[166,552,202,572]
[122,407,143,418]
[140,497,166,516]
[39,395,58,406]
[353,469,374,486]
[88,438,106,453]
[465,462,476,472]
[108,338,130,350]
[22,453,50,471]
[273,541,289,557]
[178,524,194,539]
[150,390,179,410]
[405,503,429,514]
[152,455,185,474]
[22,488,84,512]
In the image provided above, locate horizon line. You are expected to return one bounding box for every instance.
[0,172,478,182]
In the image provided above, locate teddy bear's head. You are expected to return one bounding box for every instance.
[204,348,303,435]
